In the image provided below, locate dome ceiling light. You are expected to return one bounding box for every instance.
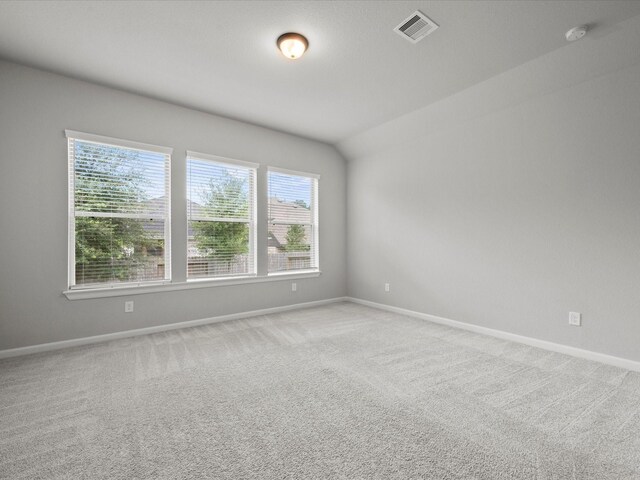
[277,32,308,59]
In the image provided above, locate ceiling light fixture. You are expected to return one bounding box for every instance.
[277,32,308,59]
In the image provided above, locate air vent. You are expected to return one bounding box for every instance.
[394,10,439,43]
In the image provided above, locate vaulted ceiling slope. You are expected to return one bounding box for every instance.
[0,1,639,144]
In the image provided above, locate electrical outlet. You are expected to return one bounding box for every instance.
[569,311,581,326]
[384,283,390,292]
[291,282,297,292]
[125,301,134,313]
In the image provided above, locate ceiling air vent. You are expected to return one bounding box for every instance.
[394,10,439,43]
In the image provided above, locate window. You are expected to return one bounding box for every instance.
[187,152,257,279]
[64,133,320,299]
[67,131,171,288]
[268,168,319,273]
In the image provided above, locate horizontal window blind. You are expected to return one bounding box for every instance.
[68,133,171,288]
[268,169,318,273]
[187,154,256,279]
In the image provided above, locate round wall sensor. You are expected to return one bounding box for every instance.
[566,26,588,42]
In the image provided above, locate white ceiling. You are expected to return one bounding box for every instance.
[1,1,639,144]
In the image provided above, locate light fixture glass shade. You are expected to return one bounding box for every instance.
[277,33,308,59]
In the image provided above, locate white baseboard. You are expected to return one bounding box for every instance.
[347,297,640,373]
[0,297,349,359]
[4,295,639,373]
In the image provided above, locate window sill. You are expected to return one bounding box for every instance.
[63,270,321,300]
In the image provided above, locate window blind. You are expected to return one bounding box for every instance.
[186,152,256,279]
[67,132,171,288]
[268,168,318,273]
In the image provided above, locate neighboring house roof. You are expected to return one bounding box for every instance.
[144,196,203,219]
[268,197,311,223]
[268,198,311,250]
[186,198,206,219]
[142,196,310,249]
[141,196,202,236]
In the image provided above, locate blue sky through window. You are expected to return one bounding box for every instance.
[269,172,311,206]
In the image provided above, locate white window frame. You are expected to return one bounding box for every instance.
[186,151,258,281]
[63,135,322,299]
[66,130,173,290]
[267,166,320,275]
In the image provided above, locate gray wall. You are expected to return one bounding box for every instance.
[343,20,640,362]
[0,61,347,350]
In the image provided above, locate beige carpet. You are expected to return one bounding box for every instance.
[1,302,639,479]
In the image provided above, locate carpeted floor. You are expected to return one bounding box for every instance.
[1,302,639,479]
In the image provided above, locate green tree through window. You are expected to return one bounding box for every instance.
[284,224,310,251]
[192,173,249,266]
[73,141,166,284]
